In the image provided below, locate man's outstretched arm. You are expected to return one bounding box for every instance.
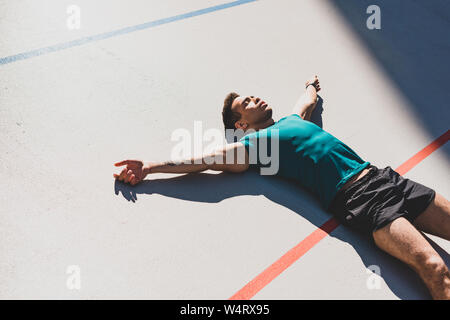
[113,142,249,185]
[293,75,321,121]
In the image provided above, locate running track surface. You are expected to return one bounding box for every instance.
[1,0,449,299]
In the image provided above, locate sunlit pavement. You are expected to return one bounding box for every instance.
[0,0,449,299]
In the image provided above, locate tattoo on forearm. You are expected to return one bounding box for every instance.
[162,160,189,167]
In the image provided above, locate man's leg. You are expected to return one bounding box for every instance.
[412,192,450,241]
[372,217,450,300]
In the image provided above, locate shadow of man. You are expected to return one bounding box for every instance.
[114,168,449,300]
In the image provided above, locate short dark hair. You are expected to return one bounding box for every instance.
[222,92,241,130]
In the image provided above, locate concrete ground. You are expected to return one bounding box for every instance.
[0,0,449,299]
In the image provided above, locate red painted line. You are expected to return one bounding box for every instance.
[229,218,340,300]
[396,130,450,176]
[229,130,450,300]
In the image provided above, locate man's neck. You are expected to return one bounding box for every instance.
[252,118,275,131]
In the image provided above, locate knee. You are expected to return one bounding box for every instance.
[415,254,449,280]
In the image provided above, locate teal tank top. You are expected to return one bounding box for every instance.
[239,114,370,209]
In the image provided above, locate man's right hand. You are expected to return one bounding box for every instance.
[114,160,149,185]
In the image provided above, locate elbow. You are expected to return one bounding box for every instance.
[299,108,311,120]
[228,162,249,173]
[209,162,248,173]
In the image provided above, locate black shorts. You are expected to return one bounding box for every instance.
[328,165,436,236]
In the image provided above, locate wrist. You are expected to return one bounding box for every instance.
[305,83,316,91]
[143,163,156,175]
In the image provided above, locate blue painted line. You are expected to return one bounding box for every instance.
[0,0,257,66]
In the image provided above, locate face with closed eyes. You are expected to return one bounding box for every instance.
[231,95,273,130]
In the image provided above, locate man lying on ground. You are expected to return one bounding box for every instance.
[114,75,450,299]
